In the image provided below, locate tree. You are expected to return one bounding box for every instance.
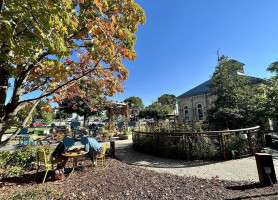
[13,103,38,126]
[140,102,172,119]
[54,109,73,120]
[124,96,144,111]
[35,100,55,120]
[40,111,55,126]
[157,94,177,111]
[204,55,260,130]
[60,95,98,126]
[0,0,146,146]
[252,62,278,122]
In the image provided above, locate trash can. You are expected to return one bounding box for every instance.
[255,153,277,185]
[265,135,272,147]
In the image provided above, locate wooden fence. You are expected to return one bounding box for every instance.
[132,126,263,160]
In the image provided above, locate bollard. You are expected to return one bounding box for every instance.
[110,141,115,157]
[255,153,277,185]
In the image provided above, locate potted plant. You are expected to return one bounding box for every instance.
[119,130,131,140]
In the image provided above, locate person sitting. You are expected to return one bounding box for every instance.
[51,142,69,168]
[84,137,103,165]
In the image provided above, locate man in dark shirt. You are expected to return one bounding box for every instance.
[51,142,69,168]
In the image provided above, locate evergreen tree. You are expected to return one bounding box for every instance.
[205,55,259,130]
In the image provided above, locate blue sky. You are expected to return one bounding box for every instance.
[110,0,278,106]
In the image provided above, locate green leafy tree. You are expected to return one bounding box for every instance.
[205,55,260,130]
[40,111,55,126]
[124,96,144,110]
[54,109,73,120]
[13,103,38,126]
[60,95,98,126]
[253,62,278,122]
[157,94,177,111]
[35,101,48,119]
[140,102,172,119]
[0,0,146,146]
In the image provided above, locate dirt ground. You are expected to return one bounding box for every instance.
[0,157,278,200]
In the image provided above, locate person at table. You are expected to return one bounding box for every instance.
[84,137,103,165]
[51,142,69,168]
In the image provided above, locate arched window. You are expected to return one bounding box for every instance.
[197,104,204,121]
[184,106,189,121]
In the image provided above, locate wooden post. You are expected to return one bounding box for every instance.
[154,134,158,154]
[184,134,189,160]
[247,131,254,155]
[220,133,226,160]
[110,141,115,157]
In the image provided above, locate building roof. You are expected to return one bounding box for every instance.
[177,76,266,99]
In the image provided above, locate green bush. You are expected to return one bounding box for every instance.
[157,135,184,159]
[0,145,55,178]
[225,134,249,158]
[0,151,11,167]
[189,135,217,160]
[4,166,23,177]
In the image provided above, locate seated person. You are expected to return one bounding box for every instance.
[84,137,103,165]
[51,142,69,168]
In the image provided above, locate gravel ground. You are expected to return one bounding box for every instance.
[115,136,278,182]
[1,158,278,200]
[1,137,278,199]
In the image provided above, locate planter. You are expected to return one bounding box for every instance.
[119,135,129,140]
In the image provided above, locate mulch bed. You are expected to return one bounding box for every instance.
[0,157,278,199]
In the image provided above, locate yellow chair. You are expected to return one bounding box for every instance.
[36,148,65,183]
[35,148,52,183]
[93,144,107,168]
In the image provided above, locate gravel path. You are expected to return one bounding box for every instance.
[115,136,278,182]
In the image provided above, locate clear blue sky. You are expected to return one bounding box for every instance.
[110,0,278,106]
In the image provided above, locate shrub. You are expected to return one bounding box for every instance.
[190,135,217,160]
[225,134,249,158]
[0,145,55,178]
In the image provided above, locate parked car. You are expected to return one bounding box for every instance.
[138,118,146,122]
[102,118,109,122]
[30,120,43,127]
[145,118,154,122]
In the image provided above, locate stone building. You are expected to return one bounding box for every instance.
[177,66,266,122]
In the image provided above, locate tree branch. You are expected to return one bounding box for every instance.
[18,57,103,105]
[68,27,87,41]
[0,0,4,15]
[22,77,50,95]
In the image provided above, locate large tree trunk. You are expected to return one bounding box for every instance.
[0,87,48,147]
[0,99,40,147]
[84,115,87,128]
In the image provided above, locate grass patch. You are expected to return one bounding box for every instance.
[4,127,51,134]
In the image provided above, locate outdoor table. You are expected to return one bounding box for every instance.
[62,151,88,177]
[16,134,31,145]
[31,135,46,145]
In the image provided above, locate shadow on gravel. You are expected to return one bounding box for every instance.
[116,143,219,169]
[226,183,278,200]
[225,192,278,200]
[226,183,264,191]
[0,172,37,186]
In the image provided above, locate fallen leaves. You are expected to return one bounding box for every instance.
[1,158,278,199]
